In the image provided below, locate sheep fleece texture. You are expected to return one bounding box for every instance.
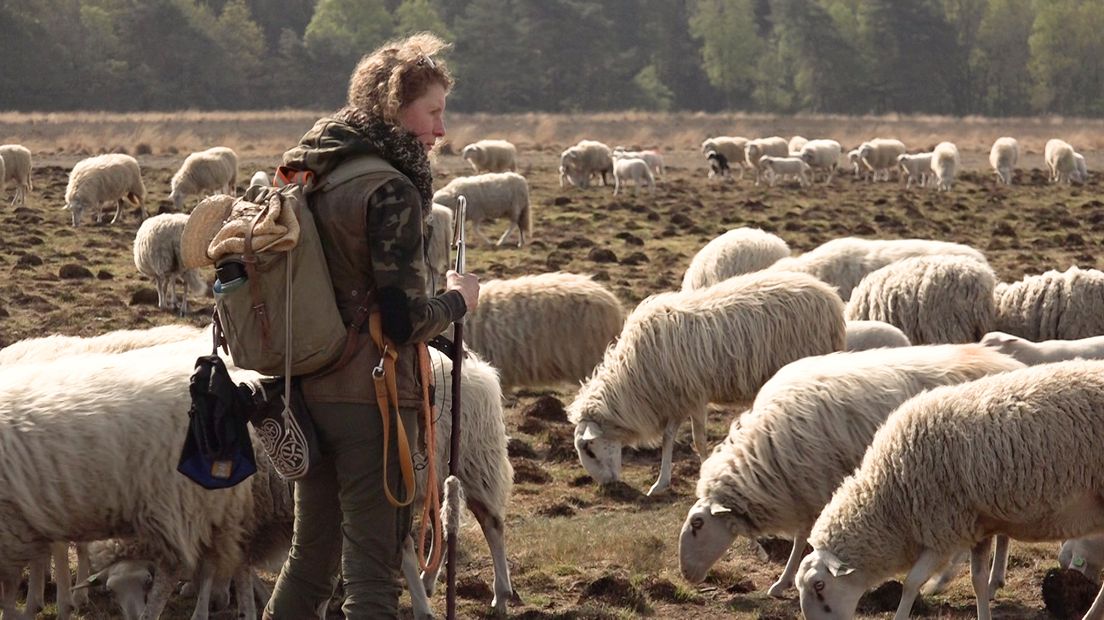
[994,266,1104,340]
[682,227,791,290]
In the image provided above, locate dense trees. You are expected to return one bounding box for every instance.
[2,0,1102,115]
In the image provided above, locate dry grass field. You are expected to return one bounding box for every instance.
[1,111,1103,619]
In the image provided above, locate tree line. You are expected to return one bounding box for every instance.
[1,0,1100,117]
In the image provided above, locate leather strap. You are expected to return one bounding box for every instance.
[416,342,443,574]
[369,311,417,508]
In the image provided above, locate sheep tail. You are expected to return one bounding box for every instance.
[442,475,464,538]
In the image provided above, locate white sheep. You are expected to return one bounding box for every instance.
[798,140,842,184]
[0,144,33,208]
[758,155,812,187]
[847,148,864,180]
[788,136,809,154]
[701,137,749,178]
[1060,535,1104,583]
[170,146,239,211]
[464,272,624,388]
[613,146,664,177]
[1075,152,1089,183]
[1045,138,1079,184]
[681,227,791,291]
[980,330,1104,365]
[248,170,270,188]
[133,213,208,315]
[612,156,655,196]
[859,139,907,182]
[989,137,1018,185]
[461,139,518,173]
[845,255,995,344]
[768,236,988,302]
[0,323,205,366]
[930,141,959,191]
[844,320,911,350]
[994,266,1104,340]
[425,203,454,292]
[679,344,1023,596]
[431,172,531,247]
[569,270,846,496]
[745,137,790,185]
[559,140,613,188]
[796,361,1104,620]
[897,153,933,189]
[64,153,147,227]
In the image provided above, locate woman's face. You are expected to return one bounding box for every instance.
[399,82,447,153]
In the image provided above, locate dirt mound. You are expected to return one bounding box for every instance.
[512,459,553,484]
[578,574,649,613]
[522,395,568,423]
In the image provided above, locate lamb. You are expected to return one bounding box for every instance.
[0,144,33,207]
[559,140,613,188]
[1060,535,1104,583]
[896,153,933,189]
[679,344,1023,596]
[569,270,846,495]
[681,227,791,291]
[0,323,206,366]
[993,266,1104,340]
[431,172,531,247]
[701,137,748,178]
[133,213,208,315]
[248,170,270,188]
[1045,138,1079,184]
[464,272,624,388]
[425,203,454,291]
[859,139,907,182]
[461,139,518,173]
[845,255,996,344]
[612,156,655,196]
[64,153,147,226]
[745,137,790,185]
[930,141,960,191]
[798,139,842,184]
[980,331,1104,365]
[844,320,911,350]
[989,137,1018,185]
[758,155,812,187]
[705,150,731,179]
[169,146,239,211]
[796,361,1104,620]
[613,146,664,177]
[767,237,988,302]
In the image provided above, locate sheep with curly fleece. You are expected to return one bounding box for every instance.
[559,140,613,188]
[170,146,238,211]
[462,139,517,173]
[931,141,960,191]
[701,137,748,179]
[989,137,1018,185]
[745,136,790,185]
[432,172,531,247]
[844,320,910,350]
[768,237,988,302]
[1045,138,1079,184]
[133,213,208,315]
[425,203,454,292]
[0,144,33,208]
[64,153,147,226]
[859,139,907,182]
[796,361,1104,620]
[679,344,1023,596]
[845,255,995,344]
[994,266,1104,341]
[681,228,791,291]
[0,324,205,366]
[569,270,845,495]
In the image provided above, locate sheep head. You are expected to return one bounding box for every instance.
[573,420,621,484]
[678,498,741,584]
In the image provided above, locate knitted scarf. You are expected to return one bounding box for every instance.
[333,106,434,215]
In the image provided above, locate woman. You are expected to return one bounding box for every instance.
[265,32,479,619]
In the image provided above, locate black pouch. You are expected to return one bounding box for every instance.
[241,376,321,481]
[177,355,257,489]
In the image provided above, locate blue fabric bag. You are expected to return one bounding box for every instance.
[177,354,257,489]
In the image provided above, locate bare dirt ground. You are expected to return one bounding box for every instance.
[1,143,1102,619]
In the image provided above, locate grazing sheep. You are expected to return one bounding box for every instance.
[559,140,613,188]
[1060,535,1104,583]
[845,255,995,344]
[461,139,518,173]
[989,137,1019,185]
[1045,138,1079,184]
[612,156,655,196]
[680,345,1023,595]
[994,266,1104,340]
[249,170,270,188]
[133,213,208,315]
[788,136,809,154]
[432,172,531,247]
[1075,152,1089,183]
[613,146,664,177]
[745,137,790,185]
[0,144,33,207]
[425,203,454,292]
[930,141,960,191]
[859,139,907,182]
[701,137,748,178]
[847,148,864,180]
[897,153,933,189]
[0,324,206,366]
[705,150,731,179]
[768,237,988,302]
[569,271,846,495]
[465,272,624,388]
[796,361,1104,620]
[64,153,147,226]
[170,147,239,211]
[758,155,812,187]
[798,140,842,184]
[681,227,791,291]
[981,330,1104,365]
[844,320,911,350]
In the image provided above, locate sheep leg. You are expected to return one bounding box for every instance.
[0,575,30,620]
[647,420,680,496]
[402,536,435,620]
[471,220,494,246]
[251,572,272,610]
[138,565,179,620]
[613,176,621,196]
[922,551,965,595]
[970,537,994,620]
[1083,581,1104,620]
[52,542,74,620]
[987,534,1009,594]
[187,560,215,620]
[767,531,810,597]
[26,554,47,615]
[110,198,125,224]
[468,498,514,617]
[72,544,89,608]
[233,566,256,620]
[495,222,518,247]
[893,549,943,620]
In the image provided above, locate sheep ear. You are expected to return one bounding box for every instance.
[825,555,855,577]
[709,504,732,516]
[74,569,107,590]
[581,423,602,441]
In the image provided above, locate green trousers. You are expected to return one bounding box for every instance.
[265,401,418,619]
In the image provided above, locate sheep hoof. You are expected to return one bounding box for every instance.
[767,580,791,598]
[646,480,669,496]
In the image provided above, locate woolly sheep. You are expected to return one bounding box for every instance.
[989,137,1018,185]
[425,203,454,292]
[64,153,147,227]
[559,140,613,188]
[845,255,995,344]
[133,213,208,315]
[897,153,933,189]
[432,172,531,247]
[464,272,624,388]
[758,155,812,187]
[679,345,1023,595]
[847,148,864,180]
[248,170,270,188]
[612,156,655,196]
[461,139,518,174]
[768,237,988,302]
[980,330,1104,365]
[681,227,791,291]
[788,136,809,154]
[701,137,749,178]
[1045,138,1079,184]
[0,144,33,208]
[613,146,664,177]
[745,137,790,185]
[0,323,205,366]
[1060,535,1104,583]
[844,320,911,350]
[170,147,239,211]
[930,141,959,191]
[994,266,1104,340]
[1075,152,1089,183]
[569,270,846,495]
[798,139,842,184]
[859,139,907,182]
[796,361,1104,620]
[705,150,731,179]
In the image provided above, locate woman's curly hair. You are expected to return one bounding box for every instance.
[347,32,453,123]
